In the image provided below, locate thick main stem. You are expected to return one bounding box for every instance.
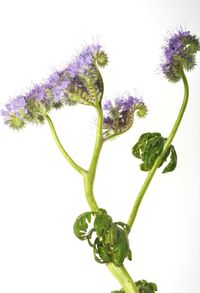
[83,105,139,293]
[127,70,189,230]
[107,263,139,293]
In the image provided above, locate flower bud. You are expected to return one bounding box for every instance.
[95,50,108,68]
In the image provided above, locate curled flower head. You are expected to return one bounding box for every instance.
[1,43,108,129]
[103,95,147,139]
[161,29,200,82]
[1,96,28,129]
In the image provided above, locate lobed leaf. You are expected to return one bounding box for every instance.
[73,212,93,240]
[132,132,177,174]
[74,209,132,266]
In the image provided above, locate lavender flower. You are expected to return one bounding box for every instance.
[161,29,200,82]
[67,44,102,77]
[1,43,108,129]
[103,95,147,139]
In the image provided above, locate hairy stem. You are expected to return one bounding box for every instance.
[127,69,189,230]
[45,114,87,176]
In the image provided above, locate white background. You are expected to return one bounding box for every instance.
[0,1,200,292]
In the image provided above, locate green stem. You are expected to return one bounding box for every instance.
[107,263,139,293]
[83,105,139,293]
[83,106,103,211]
[127,69,189,230]
[45,114,87,176]
[45,101,139,292]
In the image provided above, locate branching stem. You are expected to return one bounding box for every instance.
[45,101,139,292]
[83,104,139,293]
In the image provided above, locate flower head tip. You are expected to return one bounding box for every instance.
[161,28,200,82]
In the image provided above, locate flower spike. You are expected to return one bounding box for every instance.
[1,43,107,129]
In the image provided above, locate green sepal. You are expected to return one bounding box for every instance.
[132,132,177,174]
[135,279,157,293]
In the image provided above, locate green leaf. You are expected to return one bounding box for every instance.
[111,225,131,266]
[141,135,164,171]
[94,209,112,238]
[114,222,130,234]
[93,238,111,263]
[73,212,93,240]
[136,280,157,293]
[132,132,177,174]
[132,133,161,159]
[162,145,177,173]
[74,209,132,266]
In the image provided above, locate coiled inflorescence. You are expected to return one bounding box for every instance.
[161,29,200,82]
[1,44,108,129]
[103,96,147,139]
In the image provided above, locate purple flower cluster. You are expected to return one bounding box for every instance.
[103,96,147,138]
[161,29,200,82]
[67,44,102,77]
[1,43,107,129]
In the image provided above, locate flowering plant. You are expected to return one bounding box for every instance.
[1,28,199,293]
